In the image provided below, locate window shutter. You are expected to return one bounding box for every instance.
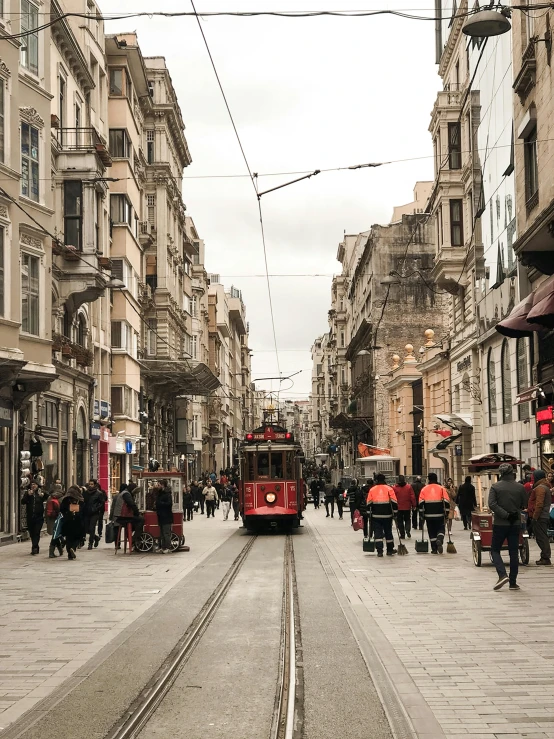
[111,259,124,282]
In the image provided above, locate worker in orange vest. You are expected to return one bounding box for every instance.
[366,473,398,557]
[418,473,450,554]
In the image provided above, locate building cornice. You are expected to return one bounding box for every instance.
[51,0,95,93]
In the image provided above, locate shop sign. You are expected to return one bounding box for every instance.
[93,399,100,418]
[536,406,554,438]
[125,440,134,454]
[100,400,110,418]
[456,356,471,373]
[100,427,109,442]
[454,444,462,456]
[0,398,13,428]
[90,423,101,440]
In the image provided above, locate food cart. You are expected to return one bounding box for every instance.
[134,471,186,552]
[468,454,529,567]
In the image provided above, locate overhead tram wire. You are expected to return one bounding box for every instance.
[189,0,281,382]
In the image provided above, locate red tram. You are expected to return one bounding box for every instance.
[239,423,305,531]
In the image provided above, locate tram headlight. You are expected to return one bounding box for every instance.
[265,492,277,504]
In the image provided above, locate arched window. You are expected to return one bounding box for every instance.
[516,337,530,421]
[77,314,87,347]
[501,340,512,424]
[487,348,497,426]
[63,306,72,339]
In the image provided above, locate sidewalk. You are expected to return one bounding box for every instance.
[307,508,554,739]
[0,513,237,731]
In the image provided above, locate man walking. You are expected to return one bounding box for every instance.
[155,481,174,553]
[310,478,321,509]
[220,485,232,521]
[419,473,450,554]
[393,476,416,539]
[531,469,552,566]
[366,474,398,557]
[203,480,218,518]
[411,476,424,529]
[324,483,335,517]
[488,463,527,590]
[457,476,477,531]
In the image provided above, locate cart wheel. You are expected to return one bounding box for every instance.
[520,538,530,565]
[472,538,482,567]
[169,533,180,551]
[135,532,154,552]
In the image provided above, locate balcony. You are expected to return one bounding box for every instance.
[52,333,93,367]
[431,241,484,294]
[52,127,112,169]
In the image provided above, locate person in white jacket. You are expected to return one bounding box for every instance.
[202,481,219,518]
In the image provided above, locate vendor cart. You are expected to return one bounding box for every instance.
[135,472,186,552]
[468,455,529,567]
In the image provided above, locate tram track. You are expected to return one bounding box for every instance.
[104,532,303,739]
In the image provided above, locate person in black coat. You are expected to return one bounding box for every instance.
[183,485,194,521]
[155,483,174,553]
[310,478,321,508]
[22,481,47,555]
[457,476,477,530]
[83,481,106,550]
[411,476,424,529]
[61,486,85,560]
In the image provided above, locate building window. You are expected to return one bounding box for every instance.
[21,0,39,75]
[63,180,82,250]
[147,194,156,225]
[77,314,87,347]
[109,68,123,96]
[21,252,40,335]
[501,339,512,424]
[192,335,198,359]
[524,127,538,205]
[487,348,497,426]
[146,130,154,163]
[340,331,345,348]
[0,229,3,317]
[148,80,154,98]
[111,320,132,352]
[0,83,5,164]
[448,122,461,169]
[191,295,198,317]
[110,194,132,226]
[40,399,58,429]
[516,337,530,421]
[109,128,131,158]
[21,122,39,202]
[449,199,463,246]
[147,317,157,356]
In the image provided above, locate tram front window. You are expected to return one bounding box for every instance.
[271,452,284,479]
[257,452,270,478]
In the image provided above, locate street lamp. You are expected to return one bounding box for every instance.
[104,278,126,289]
[462,7,511,37]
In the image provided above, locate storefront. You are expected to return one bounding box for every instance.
[536,404,554,473]
[109,436,136,494]
[0,397,13,534]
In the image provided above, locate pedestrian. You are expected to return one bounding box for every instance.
[310,478,321,509]
[547,471,554,488]
[83,480,105,550]
[488,463,527,590]
[393,475,416,539]
[531,469,552,566]
[109,483,145,549]
[347,480,360,525]
[202,480,218,518]
[220,485,232,520]
[324,482,335,517]
[60,486,85,560]
[445,478,457,534]
[22,481,47,555]
[231,485,240,520]
[154,481,173,553]
[457,476,477,530]
[411,476,424,530]
[334,483,345,520]
[183,485,194,521]
[366,473,398,557]
[191,480,203,514]
[419,473,450,554]
[46,481,65,558]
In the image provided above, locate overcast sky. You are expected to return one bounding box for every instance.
[104,0,441,397]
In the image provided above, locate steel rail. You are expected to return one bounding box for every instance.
[105,535,257,739]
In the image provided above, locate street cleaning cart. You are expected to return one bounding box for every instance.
[468,454,529,567]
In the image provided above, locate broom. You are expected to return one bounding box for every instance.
[394,518,408,555]
[445,502,457,553]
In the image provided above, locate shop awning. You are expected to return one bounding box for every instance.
[140,360,220,396]
[496,276,554,338]
[435,413,473,430]
[329,412,372,431]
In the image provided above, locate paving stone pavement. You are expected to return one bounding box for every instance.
[0,514,237,731]
[307,508,554,739]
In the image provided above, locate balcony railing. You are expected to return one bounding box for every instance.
[52,128,112,166]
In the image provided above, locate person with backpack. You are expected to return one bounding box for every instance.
[83,480,105,550]
[46,481,65,558]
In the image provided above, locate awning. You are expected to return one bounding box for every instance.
[329,412,372,430]
[140,360,220,396]
[515,385,541,404]
[496,275,554,338]
[526,275,554,329]
[430,431,461,453]
[435,413,473,430]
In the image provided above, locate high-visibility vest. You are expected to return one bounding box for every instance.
[366,484,398,519]
[418,483,450,518]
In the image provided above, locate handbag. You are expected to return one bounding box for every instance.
[105,521,116,544]
[352,509,364,531]
[454,505,461,521]
[52,513,64,540]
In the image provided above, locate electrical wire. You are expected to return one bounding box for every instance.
[189,0,281,381]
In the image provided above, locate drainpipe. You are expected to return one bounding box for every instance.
[431,450,449,481]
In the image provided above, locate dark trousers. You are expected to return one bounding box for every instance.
[97,515,104,538]
[232,501,239,520]
[533,519,551,561]
[325,499,335,516]
[28,520,42,551]
[159,522,172,550]
[206,500,216,517]
[313,492,320,508]
[337,500,344,519]
[397,510,411,538]
[491,524,520,584]
[426,517,445,552]
[363,513,370,538]
[460,508,472,530]
[198,497,205,514]
[116,516,145,546]
[85,514,100,544]
[186,507,194,521]
[412,508,424,529]
[373,518,394,552]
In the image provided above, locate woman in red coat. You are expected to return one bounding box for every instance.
[392,476,416,539]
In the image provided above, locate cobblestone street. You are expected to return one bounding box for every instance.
[307,509,554,739]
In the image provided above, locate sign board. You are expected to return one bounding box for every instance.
[100,400,110,418]
[125,440,134,454]
[454,444,463,456]
[90,423,101,440]
[0,398,13,428]
[93,399,100,418]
